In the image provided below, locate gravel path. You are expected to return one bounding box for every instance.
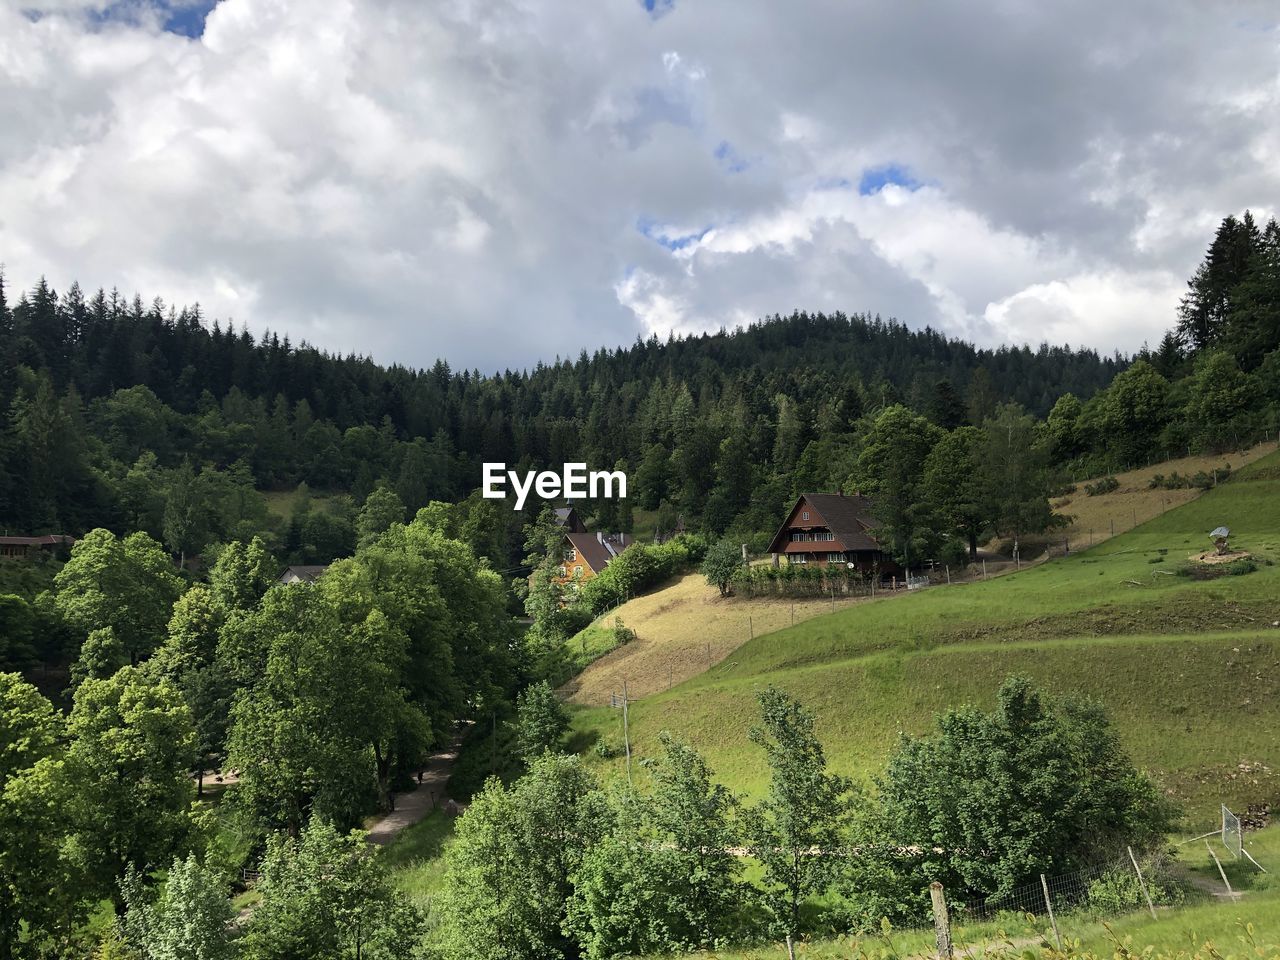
[366,726,468,846]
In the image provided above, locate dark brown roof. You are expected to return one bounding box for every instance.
[565,531,632,573]
[0,535,75,546]
[767,493,882,554]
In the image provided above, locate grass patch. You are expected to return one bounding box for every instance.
[379,810,456,908]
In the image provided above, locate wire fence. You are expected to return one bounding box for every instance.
[882,847,1232,946]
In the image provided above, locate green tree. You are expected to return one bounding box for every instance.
[65,667,196,903]
[515,680,569,761]
[701,538,743,597]
[1185,350,1262,451]
[357,486,406,545]
[208,537,280,614]
[979,404,1056,541]
[744,687,854,948]
[117,854,236,960]
[1096,360,1171,467]
[242,819,425,960]
[1178,211,1261,350]
[0,594,38,671]
[70,625,128,688]
[162,461,209,567]
[567,734,742,958]
[435,755,610,960]
[880,676,1176,900]
[154,586,232,795]
[851,405,943,566]
[1045,392,1085,463]
[54,529,183,664]
[921,427,987,561]
[0,673,79,960]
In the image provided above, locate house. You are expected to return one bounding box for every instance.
[556,530,633,587]
[279,564,328,585]
[766,493,899,578]
[553,506,588,533]
[0,535,76,561]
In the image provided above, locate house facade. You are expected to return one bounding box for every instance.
[766,493,899,578]
[556,530,632,587]
[0,535,76,561]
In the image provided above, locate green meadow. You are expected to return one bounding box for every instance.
[570,453,1280,820]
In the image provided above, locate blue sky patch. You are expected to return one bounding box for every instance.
[642,0,675,19]
[637,217,710,252]
[83,0,219,38]
[714,141,750,173]
[162,1,219,38]
[858,163,923,196]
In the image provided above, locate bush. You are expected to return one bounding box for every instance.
[575,534,707,616]
[1148,466,1231,490]
[1084,476,1120,496]
[611,617,636,646]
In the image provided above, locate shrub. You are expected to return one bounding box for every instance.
[1084,476,1120,496]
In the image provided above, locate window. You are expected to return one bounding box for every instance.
[574,565,583,576]
[801,511,809,520]
[789,554,808,564]
[816,531,835,541]
[566,547,577,562]
[558,565,567,576]
[828,552,843,563]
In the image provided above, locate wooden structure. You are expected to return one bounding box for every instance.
[766,492,899,578]
[0,534,75,560]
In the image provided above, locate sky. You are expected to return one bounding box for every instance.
[2,1,1279,372]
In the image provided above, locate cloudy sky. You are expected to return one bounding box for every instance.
[2,1,1278,371]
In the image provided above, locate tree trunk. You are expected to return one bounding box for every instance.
[968,530,978,562]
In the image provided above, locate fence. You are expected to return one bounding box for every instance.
[888,846,1232,955]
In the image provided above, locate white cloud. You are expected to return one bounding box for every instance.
[2,0,1280,369]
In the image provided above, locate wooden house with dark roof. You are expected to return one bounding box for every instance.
[766,492,899,578]
[557,530,633,587]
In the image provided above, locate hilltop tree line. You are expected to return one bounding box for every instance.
[0,273,1122,560]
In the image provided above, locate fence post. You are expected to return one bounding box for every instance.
[748,616,754,640]
[1040,873,1062,950]
[982,559,987,579]
[622,680,632,790]
[1127,846,1157,919]
[930,882,953,960]
[945,565,951,584]
[1206,841,1236,899]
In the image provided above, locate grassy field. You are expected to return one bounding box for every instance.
[570,451,1280,820]
[561,573,879,706]
[1042,440,1278,553]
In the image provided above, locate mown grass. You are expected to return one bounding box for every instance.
[571,452,1280,820]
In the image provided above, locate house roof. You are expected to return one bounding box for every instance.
[0,535,75,547]
[280,564,328,583]
[565,531,632,572]
[767,493,882,554]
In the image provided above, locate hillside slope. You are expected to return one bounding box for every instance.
[560,573,877,705]
[572,452,1280,820]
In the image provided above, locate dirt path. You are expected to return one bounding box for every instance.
[365,725,468,845]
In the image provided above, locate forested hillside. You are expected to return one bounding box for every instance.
[0,276,1120,551]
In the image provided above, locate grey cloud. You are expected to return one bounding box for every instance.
[1,0,1278,371]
